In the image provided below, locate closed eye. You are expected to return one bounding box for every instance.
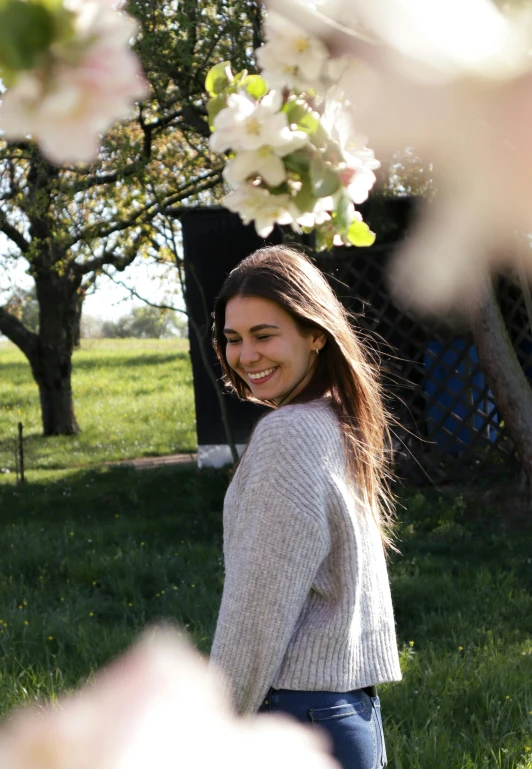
[225,338,241,345]
[256,335,272,341]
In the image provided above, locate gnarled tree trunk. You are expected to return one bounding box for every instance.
[469,271,532,501]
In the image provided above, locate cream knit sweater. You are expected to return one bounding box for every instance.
[210,398,402,715]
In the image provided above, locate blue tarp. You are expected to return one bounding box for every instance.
[424,340,498,451]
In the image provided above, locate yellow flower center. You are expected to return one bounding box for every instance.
[246,118,262,136]
[294,36,310,54]
[258,146,273,157]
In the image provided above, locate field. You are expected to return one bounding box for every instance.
[0,339,531,768]
[0,338,195,481]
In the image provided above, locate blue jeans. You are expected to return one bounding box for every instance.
[258,687,387,769]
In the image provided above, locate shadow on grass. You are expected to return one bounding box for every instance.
[391,486,532,651]
[0,354,189,390]
[0,361,37,378]
[0,464,230,708]
[1,472,531,648]
[0,353,188,379]
[73,353,189,369]
[0,463,227,537]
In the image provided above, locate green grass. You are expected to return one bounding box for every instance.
[0,338,531,767]
[0,463,228,714]
[385,489,532,768]
[0,339,195,478]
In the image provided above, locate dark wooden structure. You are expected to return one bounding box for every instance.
[180,208,272,466]
[180,201,530,482]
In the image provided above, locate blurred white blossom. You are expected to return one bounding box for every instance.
[265,0,532,311]
[0,627,338,769]
[0,0,148,165]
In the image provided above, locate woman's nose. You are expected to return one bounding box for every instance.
[239,339,261,365]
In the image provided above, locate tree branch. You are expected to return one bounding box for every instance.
[72,227,151,277]
[68,161,145,191]
[101,269,188,316]
[145,106,184,133]
[0,306,38,360]
[72,167,223,245]
[0,210,30,253]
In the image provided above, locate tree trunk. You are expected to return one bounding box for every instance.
[469,271,532,500]
[72,291,84,349]
[30,275,80,436]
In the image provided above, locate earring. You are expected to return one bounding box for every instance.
[315,348,320,356]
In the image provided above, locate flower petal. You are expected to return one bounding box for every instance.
[258,154,286,186]
[223,152,263,186]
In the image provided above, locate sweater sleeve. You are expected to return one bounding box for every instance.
[209,414,331,714]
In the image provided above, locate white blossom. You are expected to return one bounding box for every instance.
[266,0,532,311]
[0,0,148,164]
[256,10,329,91]
[224,149,287,187]
[296,197,334,228]
[343,149,380,205]
[320,97,379,205]
[223,186,298,237]
[210,90,307,155]
[223,131,308,187]
[0,627,338,769]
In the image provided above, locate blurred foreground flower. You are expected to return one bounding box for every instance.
[0,626,338,769]
[0,0,148,164]
[265,0,532,312]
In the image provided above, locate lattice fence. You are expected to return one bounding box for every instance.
[316,244,531,483]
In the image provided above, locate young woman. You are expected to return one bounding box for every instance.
[209,245,402,769]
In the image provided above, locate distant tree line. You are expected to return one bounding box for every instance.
[98,306,188,339]
[3,289,187,340]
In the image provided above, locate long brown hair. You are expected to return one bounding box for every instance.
[213,245,396,550]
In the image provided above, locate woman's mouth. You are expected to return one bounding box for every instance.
[246,366,279,385]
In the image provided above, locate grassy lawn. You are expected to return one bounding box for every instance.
[0,338,195,480]
[0,339,531,767]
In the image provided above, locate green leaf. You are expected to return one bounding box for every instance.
[0,0,55,71]
[347,219,376,247]
[240,75,268,101]
[282,100,309,125]
[282,101,328,148]
[299,111,320,134]
[207,95,227,130]
[315,226,334,253]
[308,124,328,150]
[322,138,343,164]
[0,61,18,86]
[232,69,248,84]
[310,156,340,198]
[293,180,318,214]
[51,6,76,43]
[35,0,64,10]
[205,61,232,97]
[332,194,351,231]
[283,149,311,175]
[267,182,290,195]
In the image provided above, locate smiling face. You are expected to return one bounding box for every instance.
[223,295,325,405]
